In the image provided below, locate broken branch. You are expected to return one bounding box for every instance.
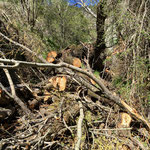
[0,58,150,130]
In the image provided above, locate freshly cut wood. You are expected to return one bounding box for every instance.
[117,113,132,128]
[117,112,132,137]
[46,51,57,63]
[72,58,82,68]
[90,79,96,85]
[47,51,57,58]
[58,76,67,91]
[44,90,51,102]
[56,77,61,88]
[49,77,61,88]
[1,59,150,131]
[49,76,67,91]
[46,57,55,63]
[49,77,56,88]
[61,52,82,68]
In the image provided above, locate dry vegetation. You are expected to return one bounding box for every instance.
[0,1,150,150]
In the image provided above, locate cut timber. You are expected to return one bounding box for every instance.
[46,57,55,63]
[55,77,61,88]
[117,113,132,128]
[47,51,57,58]
[48,76,67,91]
[117,113,132,137]
[61,52,82,68]
[72,58,81,68]
[47,50,82,67]
[43,90,51,102]
[49,77,61,88]
[1,59,150,131]
[58,76,67,91]
[121,100,150,130]
[46,51,57,63]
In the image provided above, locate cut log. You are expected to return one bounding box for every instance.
[46,51,57,63]
[46,57,55,63]
[117,113,132,128]
[47,51,57,58]
[117,112,132,137]
[58,76,67,91]
[48,76,67,91]
[49,77,61,88]
[60,51,82,68]
[72,58,81,68]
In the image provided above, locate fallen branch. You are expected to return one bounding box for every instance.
[0,52,31,115]
[0,83,31,115]
[0,58,150,130]
[75,100,84,150]
[0,32,47,63]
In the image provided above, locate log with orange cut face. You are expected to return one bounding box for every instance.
[46,51,57,63]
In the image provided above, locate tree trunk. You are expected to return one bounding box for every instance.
[94,2,106,71]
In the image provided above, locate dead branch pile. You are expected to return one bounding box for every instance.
[0,20,150,149]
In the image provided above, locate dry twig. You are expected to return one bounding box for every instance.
[0,58,150,130]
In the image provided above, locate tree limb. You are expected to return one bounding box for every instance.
[0,52,31,115]
[0,83,31,115]
[76,1,96,18]
[0,32,47,63]
[0,58,150,130]
[75,100,84,150]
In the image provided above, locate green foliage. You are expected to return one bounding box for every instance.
[93,70,100,78]
[112,76,131,100]
[112,56,149,104]
[42,0,96,49]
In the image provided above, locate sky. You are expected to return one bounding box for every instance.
[68,0,99,6]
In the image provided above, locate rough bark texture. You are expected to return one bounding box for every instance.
[94,2,106,71]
